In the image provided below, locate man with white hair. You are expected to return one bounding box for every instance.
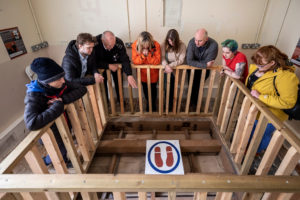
[95,31,137,102]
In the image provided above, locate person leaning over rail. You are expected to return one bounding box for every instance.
[94,31,137,103]
[220,39,248,83]
[186,28,218,107]
[246,45,299,153]
[24,57,87,166]
[62,33,104,86]
[132,31,161,112]
[161,29,186,110]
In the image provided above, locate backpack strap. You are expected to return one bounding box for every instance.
[273,76,280,96]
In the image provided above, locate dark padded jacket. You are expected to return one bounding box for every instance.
[94,34,132,76]
[24,80,87,131]
[62,40,99,86]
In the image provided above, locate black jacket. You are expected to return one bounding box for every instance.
[94,34,132,76]
[24,80,87,131]
[62,40,99,86]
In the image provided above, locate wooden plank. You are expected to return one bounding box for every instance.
[234,104,258,165]
[220,83,237,135]
[86,86,103,136]
[185,69,194,114]
[0,122,53,174]
[177,69,186,113]
[74,100,95,151]
[241,113,268,174]
[117,68,125,114]
[166,73,171,114]
[82,93,98,140]
[193,192,207,200]
[216,76,231,126]
[66,103,91,162]
[168,192,176,200]
[138,192,147,200]
[172,69,179,114]
[55,115,83,173]
[128,85,134,113]
[159,68,164,116]
[106,69,116,115]
[41,130,68,174]
[137,68,143,114]
[94,83,107,127]
[262,146,300,200]
[113,192,126,200]
[81,192,98,200]
[212,73,225,117]
[147,67,152,113]
[224,90,244,144]
[230,97,251,154]
[99,81,109,117]
[1,174,300,192]
[97,139,221,153]
[24,145,61,200]
[204,69,216,113]
[196,69,206,114]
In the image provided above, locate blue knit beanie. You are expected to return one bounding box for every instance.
[31,57,65,84]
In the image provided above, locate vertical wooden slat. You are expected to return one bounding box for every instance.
[81,192,98,200]
[216,192,233,200]
[168,192,176,200]
[196,69,206,114]
[113,192,126,200]
[172,69,179,114]
[185,69,194,114]
[106,69,116,115]
[204,69,216,113]
[117,67,125,114]
[234,105,258,165]
[224,90,244,144]
[87,86,103,136]
[94,83,107,126]
[147,67,152,113]
[216,76,231,126]
[220,83,237,135]
[166,73,171,114]
[128,85,134,113]
[41,130,68,174]
[212,73,225,117]
[82,94,98,140]
[74,100,95,151]
[262,146,300,200]
[55,115,83,173]
[99,81,109,116]
[137,68,143,114]
[193,192,207,200]
[177,69,186,113]
[66,103,91,162]
[159,68,164,115]
[241,113,268,174]
[230,97,252,154]
[25,145,61,200]
[138,192,147,200]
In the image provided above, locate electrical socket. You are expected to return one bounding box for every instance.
[125,42,133,48]
[242,43,260,49]
[31,41,49,52]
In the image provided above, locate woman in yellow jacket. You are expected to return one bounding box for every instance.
[246,45,298,153]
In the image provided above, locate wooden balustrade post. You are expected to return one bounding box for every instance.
[216,76,231,126]
[172,69,179,114]
[137,68,143,114]
[204,69,216,113]
[147,67,153,113]
[166,73,171,114]
[106,69,117,115]
[177,69,186,113]
[185,69,194,114]
[117,67,125,114]
[196,69,206,114]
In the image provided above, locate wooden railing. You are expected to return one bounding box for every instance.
[0,65,300,200]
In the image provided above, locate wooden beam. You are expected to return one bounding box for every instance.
[196,69,206,114]
[1,174,300,192]
[82,93,98,140]
[137,68,143,114]
[106,69,116,115]
[147,67,152,113]
[216,77,231,126]
[97,139,221,154]
[94,83,107,126]
[172,69,179,114]
[204,69,216,113]
[168,191,176,200]
[117,67,125,114]
[185,69,194,114]
[166,73,171,114]
[177,69,186,113]
[159,68,164,116]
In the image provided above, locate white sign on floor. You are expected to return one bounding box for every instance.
[145,140,184,175]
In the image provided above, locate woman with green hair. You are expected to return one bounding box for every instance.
[221,39,248,82]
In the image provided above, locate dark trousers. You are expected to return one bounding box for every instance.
[188,69,210,106]
[102,70,122,103]
[142,82,157,111]
[164,73,175,111]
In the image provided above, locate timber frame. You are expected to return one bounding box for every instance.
[0,65,300,200]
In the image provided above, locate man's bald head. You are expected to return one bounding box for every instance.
[102,31,116,50]
[194,28,208,47]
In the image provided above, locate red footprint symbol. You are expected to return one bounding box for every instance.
[166,146,174,167]
[154,146,163,167]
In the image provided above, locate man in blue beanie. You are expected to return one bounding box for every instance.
[24,57,87,166]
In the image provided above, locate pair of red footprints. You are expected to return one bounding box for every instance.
[154,146,174,167]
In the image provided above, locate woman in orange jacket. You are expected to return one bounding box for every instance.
[132,31,161,111]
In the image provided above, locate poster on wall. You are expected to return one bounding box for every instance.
[291,38,300,67]
[0,27,27,59]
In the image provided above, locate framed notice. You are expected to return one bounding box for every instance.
[0,27,27,59]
